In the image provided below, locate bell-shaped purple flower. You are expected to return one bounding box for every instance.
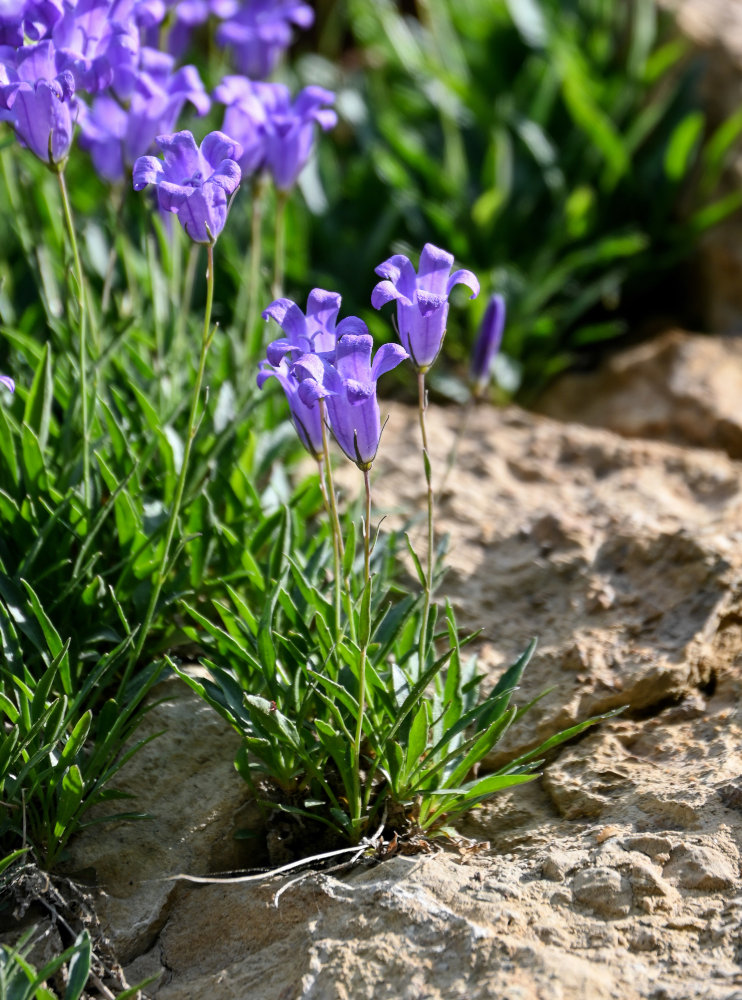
[133,129,242,244]
[0,42,76,167]
[371,243,480,372]
[0,0,64,45]
[257,288,342,457]
[257,357,324,458]
[262,287,341,362]
[470,293,505,393]
[293,320,408,470]
[215,78,336,189]
[216,0,313,80]
[0,374,15,393]
[51,0,141,97]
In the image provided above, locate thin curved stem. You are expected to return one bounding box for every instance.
[121,242,215,690]
[316,452,341,639]
[417,369,434,673]
[57,169,91,508]
[272,189,288,300]
[353,471,371,755]
[352,467,372,837]
[243,175,267,359]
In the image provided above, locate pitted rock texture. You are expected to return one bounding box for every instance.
[68,380,742,999]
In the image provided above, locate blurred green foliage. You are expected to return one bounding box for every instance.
[299,0,742,393]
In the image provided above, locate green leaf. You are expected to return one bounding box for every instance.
[359,577,372,647]
[22,342,53,452]
[343,520,356,579]
[664,111,705,182]
[64,931,91,1000]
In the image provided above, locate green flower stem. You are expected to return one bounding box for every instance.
[121,242,216,690]
[316,451,341,638]
[175,241,199,349]
[353,467,372,779]
[101,184,125,313]
[417,369,434,671]
[318,400,357,645]
[272,189,288,299]
[57,169,91,509]
[243,175,267,359]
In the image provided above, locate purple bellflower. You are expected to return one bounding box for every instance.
[257,288,342,458]
[216,0,313,80]
[0,374,15,392]
[79,62,209,181]
[262,287,341,361]
[133,129,242,244]
[470,293,505,394]
[0,0,64,45]
[51,0,141,97]
[371,243,480,372]
[0,41,76,167]
[293,320,408,470]
[215,77,336,189]
[257,356,324,458]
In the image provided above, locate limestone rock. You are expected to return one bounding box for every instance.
[536,329,742,455]
[663,844,739,891]
[63,679,251,963]
[62,395,742,998]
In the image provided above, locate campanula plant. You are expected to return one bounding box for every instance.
[179,257,618,849]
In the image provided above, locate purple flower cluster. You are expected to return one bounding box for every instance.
[215,77,336,191]
[259,290,407,468]
[0,375,14,393]
[258,243,481,468]
[217,0,313,79]
[0,0,211,174]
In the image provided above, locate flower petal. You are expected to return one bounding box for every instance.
[262,297,308,345]
[209,158,242,195]
[416,289,447,318]
[373,253,417,300]
[371,342,408,380]
[297,377,334,406]
[132,153,162,188]
[157,129,201,179]
[446,267,480,299]
[201,128,243,167]
[334,331,373,382]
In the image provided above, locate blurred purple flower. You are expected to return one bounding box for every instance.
[0,0,64,45]
[133,129,242,243]
[79,62,209,180]
[51,0,140,97]
[0,374,14,392]
[293,320,408,470]
[371,243,480,372]
[0,41,76,166]
[216,0,313,79]
[470,293,505,393]
[214,77,336,189]
[257,288,341,457]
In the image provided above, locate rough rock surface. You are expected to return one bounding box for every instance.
[536,327,742,455]
[69,333,742,998]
